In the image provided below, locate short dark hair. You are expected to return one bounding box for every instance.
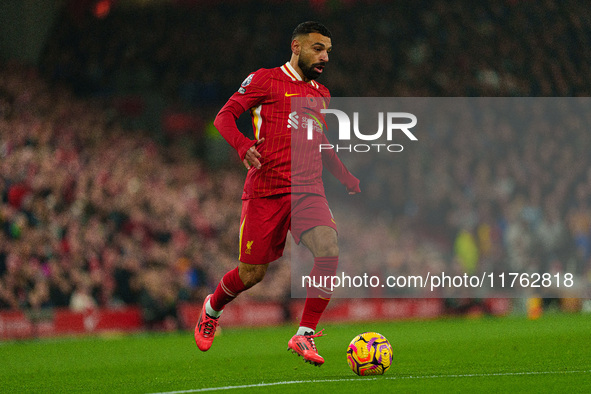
[291,21,332,41]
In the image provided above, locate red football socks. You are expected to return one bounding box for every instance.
[299,256,338,331]
[210,267,248,312]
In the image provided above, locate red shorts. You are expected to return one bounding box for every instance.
[238,193,337,265]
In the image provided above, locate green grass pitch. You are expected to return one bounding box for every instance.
[2,313,590,393]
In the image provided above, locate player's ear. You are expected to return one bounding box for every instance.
[291,39,301,56]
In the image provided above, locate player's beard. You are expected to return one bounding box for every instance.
[298,58,325,81]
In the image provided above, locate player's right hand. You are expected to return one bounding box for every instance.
[242,138,265,170]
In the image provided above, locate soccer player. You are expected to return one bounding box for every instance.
[195,21,360,366]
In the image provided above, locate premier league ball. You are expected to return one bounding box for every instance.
[346,332,393,376]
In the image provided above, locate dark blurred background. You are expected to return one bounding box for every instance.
[1,0,590,330]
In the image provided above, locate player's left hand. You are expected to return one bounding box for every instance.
[346,176,361,194]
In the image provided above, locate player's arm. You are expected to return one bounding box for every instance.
[214,71,269,169]
[213,100,264,170]
[321,133,360,194]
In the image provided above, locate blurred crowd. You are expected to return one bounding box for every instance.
[2,0,591,323]
[0,64,291,328]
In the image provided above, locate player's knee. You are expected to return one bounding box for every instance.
[314,242,339,257]
[302,226,339,257]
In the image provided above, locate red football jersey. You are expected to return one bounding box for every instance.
[228,62,331,199]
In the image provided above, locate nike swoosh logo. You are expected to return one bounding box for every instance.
[285,93,299,97]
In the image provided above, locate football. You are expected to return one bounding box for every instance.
[346,332,393,376]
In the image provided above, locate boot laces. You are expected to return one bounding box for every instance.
[201,315,218,337]
[304,329,325,351]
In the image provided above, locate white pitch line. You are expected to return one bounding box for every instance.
[149,369,591,394]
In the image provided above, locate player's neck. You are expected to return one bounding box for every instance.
[289,58,310,83]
